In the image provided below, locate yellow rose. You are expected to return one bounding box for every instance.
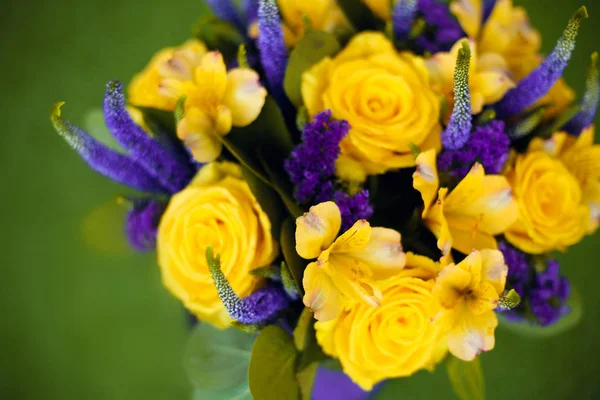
[506,147,588,254]
[128,39,208,110]
[302,32,442,178]
[315,254,445,390]
[157,162,277,328]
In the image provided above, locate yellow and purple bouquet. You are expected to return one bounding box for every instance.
[51,0,598,398]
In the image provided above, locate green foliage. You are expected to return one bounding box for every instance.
[284,30,340,107]
[280,218,307,295]
[446,356,485,400]
[241,164,285,237]
[249,325,301,400]
[184,323,255,397]
[336,0,383,32]
[194,15,244,61]
[133,105,177,134]
[498,286,583,337]
[281,261,301,298]
[250,265,282,279]
[535,104,582,139]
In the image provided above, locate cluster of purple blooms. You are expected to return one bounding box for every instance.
[284,110,373,231]
[498,242,571,326]
[414,0,464,53]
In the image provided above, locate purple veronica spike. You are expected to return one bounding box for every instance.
[244,0,259,25]
[393,0,418,41]
[50,103,167,194]
[257,0,288,102]
[205,0,246,32]
[498,242,571,327]
[124,199,166,252]
[206,247,290,325]
[442,41,472,150]
[103,81,194,194]
[285,110,350,204]
[415,0,464,53]
[497,7,587,119]
[334,190,374,232]
[483,0,497,23]
[438,120,510,179]
[565,52,599,135]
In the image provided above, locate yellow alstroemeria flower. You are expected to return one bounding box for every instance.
[506,126,600,252]
[413,149,519,255]
[426,39,515,115]
[177,52,267,163]
[362,0,391,21]
[434,249,507,361]
[129,39,208,110]
[248,0,348,47]
[296,201,407,321]
[315,252,446,390]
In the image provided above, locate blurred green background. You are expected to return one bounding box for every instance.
[1,0,599,398]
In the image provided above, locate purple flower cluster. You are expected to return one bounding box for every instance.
[415,0,464,53]
[125,199,166,252]
[334,190,374,232]
[438,120,510,179]
[285,110,349,204]
[498,242,571,327]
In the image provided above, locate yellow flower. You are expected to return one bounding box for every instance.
[506,128,599,253]
[157,162,277,329]
[315,253,446,390]
[128,39,208,110]
[362,0,391,21]
[177,52,268,162]
[413,149,519,255]
[434,249,507,361]
[302,32,442,178]
[296,202,406,321]
[277,0,348,46]
[426,39,515,115]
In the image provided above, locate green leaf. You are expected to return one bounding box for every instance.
[446,356,485,400]
[82,108,122,152]
[534,103,582,139]
[297,362,319,400]
[294,308,326,369]
[184,323,255,394]
[280,218,307,295]
[241,164,284,237]
[498,286,583,337]
[281,261,301,299]
[250,265,281,279]
[258,151,305,219]
[249,325,300,400]
[133,106,176,133]
[335,0,383,31]
[194,15,245,60]
[284,30,340,107]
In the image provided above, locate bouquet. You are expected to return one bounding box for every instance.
[51,0,598,398]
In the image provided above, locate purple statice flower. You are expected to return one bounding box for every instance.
[442,41,472,150]
[285,110,350,204]
[257,0,288,104]
[415,0,464,53]
[205,0,246,32]
[565,52,599,135]
[206,248,290,325]
[438,120,510,179]
[334,190,374,232]
[393,0,418,41]
[498,242,571,327]
[124,199,166,252]
[497,7,587,119]
[103,81,194,194]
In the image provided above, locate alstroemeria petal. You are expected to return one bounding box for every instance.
[295,202,342,259]
[330,219,372,254]
[177,107,224,163]
[103,81,194,193]
[447,310,497,361]
[348,227,407,280]
[434,262,472,309]
[223,68,267,126]
[302,261,345,322]
[413,149,440,217]
[480,249,508,294]
[50,103,167,194]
